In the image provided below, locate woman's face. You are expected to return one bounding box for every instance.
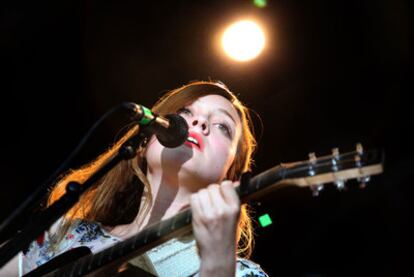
[145,94,242,188]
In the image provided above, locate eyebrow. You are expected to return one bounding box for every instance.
[216,108,237,125]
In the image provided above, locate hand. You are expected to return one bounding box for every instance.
[190,180,241,276]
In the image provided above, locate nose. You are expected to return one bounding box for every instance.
[191,116,209,134]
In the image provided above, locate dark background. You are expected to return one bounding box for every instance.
[1,0,412,275]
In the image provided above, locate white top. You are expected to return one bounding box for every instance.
[20,219,268,276]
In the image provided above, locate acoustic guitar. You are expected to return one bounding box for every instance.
[25,143,384,277]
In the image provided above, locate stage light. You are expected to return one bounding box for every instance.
[253,0,267,8]
[221,20,265,62]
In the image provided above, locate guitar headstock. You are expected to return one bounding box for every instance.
[279,143,384,196]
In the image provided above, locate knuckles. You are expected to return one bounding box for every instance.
[191,181,241,225]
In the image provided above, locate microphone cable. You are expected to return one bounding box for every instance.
[0,102,139,242]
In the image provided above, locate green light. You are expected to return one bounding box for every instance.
[253,0,267,8]
[258,213,272,227]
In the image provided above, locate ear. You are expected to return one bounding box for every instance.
[141,137,150,149]
[140,135,157,156]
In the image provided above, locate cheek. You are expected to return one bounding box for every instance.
[145,137,163,165]
[209,139,236,167]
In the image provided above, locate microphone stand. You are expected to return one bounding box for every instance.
[0,102,148,242]
[0,126,150,268]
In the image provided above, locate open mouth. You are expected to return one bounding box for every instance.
[184,132,204,151]
[187,136,199,146]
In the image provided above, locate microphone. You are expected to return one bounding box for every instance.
[148,113,189,148]
[125,102,189,148]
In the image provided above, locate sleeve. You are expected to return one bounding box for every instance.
[236,258,268,277]
[190,258,268,277]
[19,218,74,275]
[19,252,23,277]
[20,230,54,275]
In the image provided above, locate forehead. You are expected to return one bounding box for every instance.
[191,94,240,121]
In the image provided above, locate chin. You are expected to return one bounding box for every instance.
[152,146,191,167]
[181,166,225,185]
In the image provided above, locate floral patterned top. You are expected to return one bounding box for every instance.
[20,219,268,277]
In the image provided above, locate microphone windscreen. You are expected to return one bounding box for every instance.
[156,114,189,148]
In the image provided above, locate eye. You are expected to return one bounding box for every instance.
[215,123,232,138]
[177,107,192,116]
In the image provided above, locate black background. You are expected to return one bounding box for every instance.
[1,0,413,275]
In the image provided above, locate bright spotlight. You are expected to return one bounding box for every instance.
[221,20,265,62]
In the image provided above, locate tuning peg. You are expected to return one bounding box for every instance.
[310,184,324,196]
[357,175,371,188]
[308,152,317,176]
[334,179,346,190]
[309,152,317,162]
[356,142,363,155]
[331,147,340,172]
[354,142,370,188]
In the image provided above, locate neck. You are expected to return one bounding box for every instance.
[141,171,193,225]
[109,168,196,239]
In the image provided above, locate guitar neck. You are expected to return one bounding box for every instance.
[39,147,383,276]
[43,165,286,276]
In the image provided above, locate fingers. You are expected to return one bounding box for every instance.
[220,181,240,208]
[190,192,203,225]
[190,180,241,224]
[197,187,216,219]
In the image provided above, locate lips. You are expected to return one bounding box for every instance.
[184,131,204,152]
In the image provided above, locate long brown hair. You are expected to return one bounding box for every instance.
[48,80,257,257]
